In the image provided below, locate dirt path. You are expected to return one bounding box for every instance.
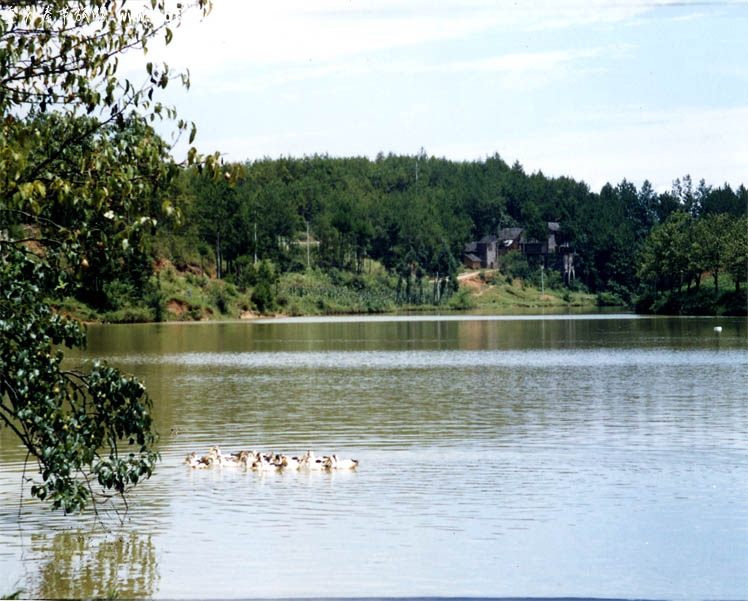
[457,269,495,281]
[457,269,497,291]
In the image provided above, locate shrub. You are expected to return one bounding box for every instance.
[447,288,477,310]
[143,285,165,322]
[206,282,231,315]
[252,280,275,314]
[101,279,136,311]
[596,291,626,307]
[101,305,154,323]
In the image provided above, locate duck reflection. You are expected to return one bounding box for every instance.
[28,529,158,599]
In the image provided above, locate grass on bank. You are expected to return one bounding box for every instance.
[464,269,597,310]
[54,258,602,324]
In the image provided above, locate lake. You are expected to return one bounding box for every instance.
[1,314,747,600]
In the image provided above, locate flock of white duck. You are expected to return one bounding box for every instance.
[184,446,359,472]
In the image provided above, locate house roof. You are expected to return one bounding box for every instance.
[498,227,523,241]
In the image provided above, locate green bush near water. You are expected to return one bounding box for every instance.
[635,273,748,316]
[446,287,478,310]
[280,268,399,315]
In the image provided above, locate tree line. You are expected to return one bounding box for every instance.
[165,152,746,311]
[5,112,745,318]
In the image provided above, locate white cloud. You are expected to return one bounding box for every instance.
[147,0,659,73]
[523,1,652,30]
[428,48,604,74]
[149,0,502,73]
[196,45,611,96]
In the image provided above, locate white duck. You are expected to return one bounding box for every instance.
[252,454,280,472]
[279,455,301,471]
[300,450,327,471]
[324,454,359,470]
[219,454,243,467]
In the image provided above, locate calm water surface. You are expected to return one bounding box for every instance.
[1,314,747,599]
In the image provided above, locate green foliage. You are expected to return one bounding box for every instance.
[252,280,275,314]
[500,250,532,281]
[638,212,747,293]
[636,211,748,314]
[446,287,477,310]
[1,1,206,116]
[636,281,747,316]
[250,260,278,314]
[596,291,627,307]
[172,146,744,315]
[280,268,398,315]
[0,247,158,513]
[143,279,166,323]
[100,305,155,324]
[206,280,237,315]
[0,0,218,513]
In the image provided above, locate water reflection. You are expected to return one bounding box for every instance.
[26,529,158,599]
[79,314,746,357]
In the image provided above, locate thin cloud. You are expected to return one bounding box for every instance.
[148,0,654,72]
[204,46,611,96]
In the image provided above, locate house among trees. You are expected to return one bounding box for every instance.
[497,227,523,255]
[463,222,576,284]
[463,236,498,269]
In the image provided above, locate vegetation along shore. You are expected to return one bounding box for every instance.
[45,154,748,322]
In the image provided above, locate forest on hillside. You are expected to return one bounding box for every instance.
[153,150,747,314]
[5,114,748,317]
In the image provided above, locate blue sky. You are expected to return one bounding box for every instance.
[142,0,747,193]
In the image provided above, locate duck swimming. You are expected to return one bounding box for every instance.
[184,452,215,469]
[324,454,359,470]
[184,447,359,472]
[251,454,281,472]
[299,450,328,471]
[279,455,301,471]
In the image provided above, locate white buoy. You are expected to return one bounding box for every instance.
[714,326,722,333]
